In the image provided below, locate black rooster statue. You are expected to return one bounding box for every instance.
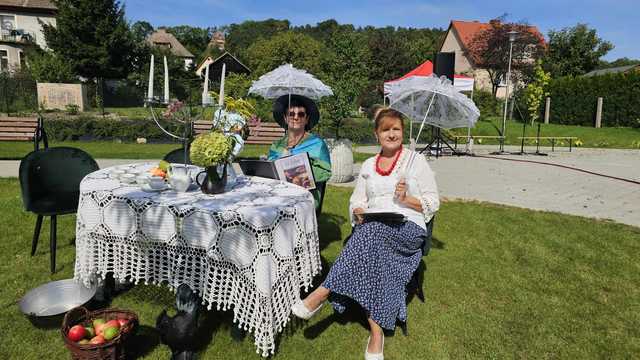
[156,284,201,360]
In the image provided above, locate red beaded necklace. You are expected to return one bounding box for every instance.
[375,147,402,176]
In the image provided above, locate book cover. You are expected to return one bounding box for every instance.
[274,152,316,190]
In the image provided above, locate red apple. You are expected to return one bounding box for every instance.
[94,323,105,336]
[92,318,106,335]
[116,318,128,327]
[89,335,105,345]
[104,320,120,329]
[68,325,86,342]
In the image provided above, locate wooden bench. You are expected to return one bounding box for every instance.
[452,135,505,150]
[517,136,578,152]
[192,121,285,145]
[0,116,48,151]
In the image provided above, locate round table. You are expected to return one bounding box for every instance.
[73,163,321,356]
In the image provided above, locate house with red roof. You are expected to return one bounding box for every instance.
[439,20,545,97]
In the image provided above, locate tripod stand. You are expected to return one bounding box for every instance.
[419,126,460,158]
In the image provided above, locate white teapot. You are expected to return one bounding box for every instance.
[167,164,193,192]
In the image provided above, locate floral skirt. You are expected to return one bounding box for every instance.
[322,220,426,330]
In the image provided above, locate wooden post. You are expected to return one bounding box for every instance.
[595,97,603,128]
[544,97,550,124]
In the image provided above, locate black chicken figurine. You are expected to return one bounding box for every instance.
[156,284,201,360]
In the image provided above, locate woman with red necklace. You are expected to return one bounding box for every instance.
[291,108,439,360]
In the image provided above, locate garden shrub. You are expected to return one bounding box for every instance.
[44,116,186,142]
[544,72,640,128]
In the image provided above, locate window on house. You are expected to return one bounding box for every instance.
[0,15,15,30]
[19,50,25,68]
[0,50,8,71]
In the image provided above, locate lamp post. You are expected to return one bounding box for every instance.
[500,30,518,153]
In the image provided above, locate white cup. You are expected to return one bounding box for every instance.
[111,169,125,178]
[120,173,136,184]
[148,176,166,190]
[136,174,150,185]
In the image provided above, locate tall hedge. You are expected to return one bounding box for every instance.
[546,72,640,128]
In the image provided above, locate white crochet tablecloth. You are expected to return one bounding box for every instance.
[73,163,321,356]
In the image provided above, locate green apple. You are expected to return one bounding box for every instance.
[103,326,119,341]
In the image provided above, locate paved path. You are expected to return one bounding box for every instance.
[2,146,638,227]
[349,145,640,228]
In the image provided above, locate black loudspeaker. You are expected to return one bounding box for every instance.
[434,52,455,82]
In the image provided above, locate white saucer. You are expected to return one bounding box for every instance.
[140,183,169,192]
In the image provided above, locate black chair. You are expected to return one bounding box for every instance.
[163,148,191,164]
[314,181,327,217]
[19,147,99,273]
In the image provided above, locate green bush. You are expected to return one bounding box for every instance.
[545,72,640,127]
[44,116,187,142]
[472,90,502,118]
[0,70,38,113]
[65,104,79,115]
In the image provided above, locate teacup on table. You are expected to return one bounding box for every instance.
[110,169,126,178]
[120,173,136,184]
[147,176,166,190]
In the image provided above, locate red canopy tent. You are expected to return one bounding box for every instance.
[383,60,474,94]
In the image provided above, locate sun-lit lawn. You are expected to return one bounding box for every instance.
[1,179,638,359]
[449,116,640,149]
[0,141,271,160]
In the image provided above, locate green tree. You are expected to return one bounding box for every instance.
[226,19,290,62]
[245,31,327,77]
[321,30,370,138]
[131,21,154,42]
[166,25,213,60]
[24,48,76,83]
[41,0,136,80]
[598,57,640,69]
[524,60,550,124]
[544,23,614,77]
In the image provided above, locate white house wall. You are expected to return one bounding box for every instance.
[440,29,473,74]
[0,10,56,70]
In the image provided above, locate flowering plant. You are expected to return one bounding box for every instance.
[162,100,199,123]
[190,131,235,167]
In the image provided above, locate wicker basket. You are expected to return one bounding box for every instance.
[61,307,138,360]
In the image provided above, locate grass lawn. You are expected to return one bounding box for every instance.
[1,180,638,359]
[448,117,640,149]
[0,142,272,160]
[0,140,374,165]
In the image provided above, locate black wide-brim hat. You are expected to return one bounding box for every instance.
[272,94,320,130]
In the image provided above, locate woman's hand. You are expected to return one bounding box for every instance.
[395,179,407,202]
[353,207,365,224]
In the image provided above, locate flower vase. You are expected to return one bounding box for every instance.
[197,163,227,194]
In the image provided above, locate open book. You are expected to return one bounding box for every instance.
[361,211,407,224]
[238,152,316,190]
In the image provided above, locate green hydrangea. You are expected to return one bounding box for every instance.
[190,131,233,167]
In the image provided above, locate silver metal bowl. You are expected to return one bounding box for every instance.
[19,279,97,318]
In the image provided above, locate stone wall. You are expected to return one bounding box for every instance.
[37,83,88,111]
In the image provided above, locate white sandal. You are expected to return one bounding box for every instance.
[291,299,324,320]
[364,334,384,360]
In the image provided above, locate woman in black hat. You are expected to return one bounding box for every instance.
[268,94,331,208]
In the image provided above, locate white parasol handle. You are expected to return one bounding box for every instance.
[415,92,436,144]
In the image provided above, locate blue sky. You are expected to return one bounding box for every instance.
[122,0,638,61]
